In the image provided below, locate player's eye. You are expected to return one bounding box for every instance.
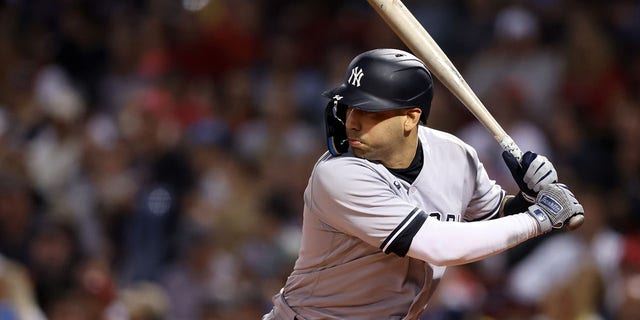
[347,107,373,116]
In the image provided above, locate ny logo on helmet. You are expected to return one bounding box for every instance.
[348,67,364,87]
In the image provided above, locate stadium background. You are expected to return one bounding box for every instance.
[0,0,638,319]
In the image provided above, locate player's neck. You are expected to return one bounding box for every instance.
[381,134,419,169]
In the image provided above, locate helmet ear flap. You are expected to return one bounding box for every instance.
[325,100,349,156]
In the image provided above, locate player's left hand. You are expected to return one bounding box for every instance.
[502,151,558,203]
[527,183,584,233]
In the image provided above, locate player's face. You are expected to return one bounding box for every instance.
[345,106,416,167]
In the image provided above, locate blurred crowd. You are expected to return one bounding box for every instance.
[0,0,638,319]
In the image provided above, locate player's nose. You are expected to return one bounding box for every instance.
[345,107,361,131]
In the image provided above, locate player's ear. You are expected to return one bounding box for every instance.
[404,107,422,130]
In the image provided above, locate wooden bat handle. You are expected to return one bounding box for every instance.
[499,135,523,162]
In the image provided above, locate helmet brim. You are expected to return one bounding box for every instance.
[322,84,407,112]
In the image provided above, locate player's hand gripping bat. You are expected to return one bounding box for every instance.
[366,0,584,230]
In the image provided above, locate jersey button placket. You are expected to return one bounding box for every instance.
[408,187,418,205]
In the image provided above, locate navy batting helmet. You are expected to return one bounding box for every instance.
[322,48,434,156]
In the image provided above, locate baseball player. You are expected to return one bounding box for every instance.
[263,48,584,320]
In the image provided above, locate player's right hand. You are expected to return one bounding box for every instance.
[503,151,558,203]
[526,183,584,233]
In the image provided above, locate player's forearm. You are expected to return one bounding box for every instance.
[407,213,540,266]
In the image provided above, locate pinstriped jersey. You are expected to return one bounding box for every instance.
[277,126,505,320]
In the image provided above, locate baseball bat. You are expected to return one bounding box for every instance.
[367,0,584,230]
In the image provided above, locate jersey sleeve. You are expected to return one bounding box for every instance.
[462,145,506,222]
[307,157,427,257]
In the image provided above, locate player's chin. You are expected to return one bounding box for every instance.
[351,147,366,158]
[352,148,375,161]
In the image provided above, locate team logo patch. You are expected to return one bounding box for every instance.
[348,66,364,87]
[539,195,563,214]
[532,208,548,222]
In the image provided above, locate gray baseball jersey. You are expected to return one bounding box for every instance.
[269,126,505,320]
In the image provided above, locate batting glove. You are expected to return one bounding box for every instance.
[526,183,584,233]
[502,151,558,203]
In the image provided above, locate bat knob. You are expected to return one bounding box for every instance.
[567,214,585,231]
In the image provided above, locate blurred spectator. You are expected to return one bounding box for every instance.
[617,233,640,319]
[559,8,628,135]
[0,174,42,265]
[0,254,45,320]
[27,65,85,221]
[55,2,108,110]
[464,4,564,125]
[105,281,169,320]
[26,220,82,315]
[160,224,240,320]
[75,257,118,318]
[610,97,640,232]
